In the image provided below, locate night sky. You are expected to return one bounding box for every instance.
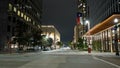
[42,0,77,43]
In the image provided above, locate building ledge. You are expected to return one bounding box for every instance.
[85,14,120,35]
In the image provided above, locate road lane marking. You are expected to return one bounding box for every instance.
[93,56,120,68]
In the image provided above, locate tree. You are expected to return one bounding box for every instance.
[56,41,63,47]
[32,29,42,47]
[67,41,72,46]
[47,38,53,48]
[77,38,84,50]
[41,35,48,50]
[15,20,42,52]
[67,41,73,49]
[76,38,88,50]
[92,40,101,51]
[14,21,28,52]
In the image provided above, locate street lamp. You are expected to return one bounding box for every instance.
[114,18,119,56]
[85,20,90,31]
[85,20,91,53]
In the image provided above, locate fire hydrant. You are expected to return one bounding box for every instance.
[88,47,91,53]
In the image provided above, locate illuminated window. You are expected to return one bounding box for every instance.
[9,3,12,11]
[83,4,86,8]
[21,12,23,17]
[112,30,115,33]
[117,27,119,32]
[27,17,29,21]
[24,15,26,20]
[33,21,35,25]
[108,30,111,37]
[13,7,17,12]
[29,18,31,22]
[38,25,40,28]
[17,10,20,16]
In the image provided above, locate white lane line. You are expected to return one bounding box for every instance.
[93,56,120,68]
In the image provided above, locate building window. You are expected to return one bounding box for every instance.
[21,12,24,17]
[27,17,29,21]
[13,7,17,12]
[38,25,40,28]
[9,3,12,11]
[13,17,16,23]
[7,25,11,32]
[7,36,9,40]
[14,0,18,4]
[33,21,35,25]
[24,15,26,20]
[12,27,15,36]
[29,18,31,22]
[8,16,12,22]
[17,10,20,16]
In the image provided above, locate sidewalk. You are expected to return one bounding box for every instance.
[90,51,120,66]
[91,51,115,56]
[0,51,42,57]
[71,50,116,56]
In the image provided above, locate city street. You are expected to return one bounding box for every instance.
[0,49,120,68]
[0,0,120,68]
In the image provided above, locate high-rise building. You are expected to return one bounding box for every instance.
[73,25,83,43]
[0,0,43,52]
[85,0,120,53]
[77,0,89,22]
[73,0,88,44]
[87,0,120,27]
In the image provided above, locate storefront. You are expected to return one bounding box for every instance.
[84,14,120,53]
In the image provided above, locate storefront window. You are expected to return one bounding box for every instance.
[108,30,111,37]
[117,26,119,33]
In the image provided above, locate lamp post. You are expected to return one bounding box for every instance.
[114,18,119,56]
[85,20,91,53]
[85,20,90,31]
[85,20,90,44]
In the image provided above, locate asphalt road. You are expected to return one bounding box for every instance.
[0,53,42,68]
[0,50,120,68]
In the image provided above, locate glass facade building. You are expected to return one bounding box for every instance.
[85,0,120,53]
[87,0,120,27]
